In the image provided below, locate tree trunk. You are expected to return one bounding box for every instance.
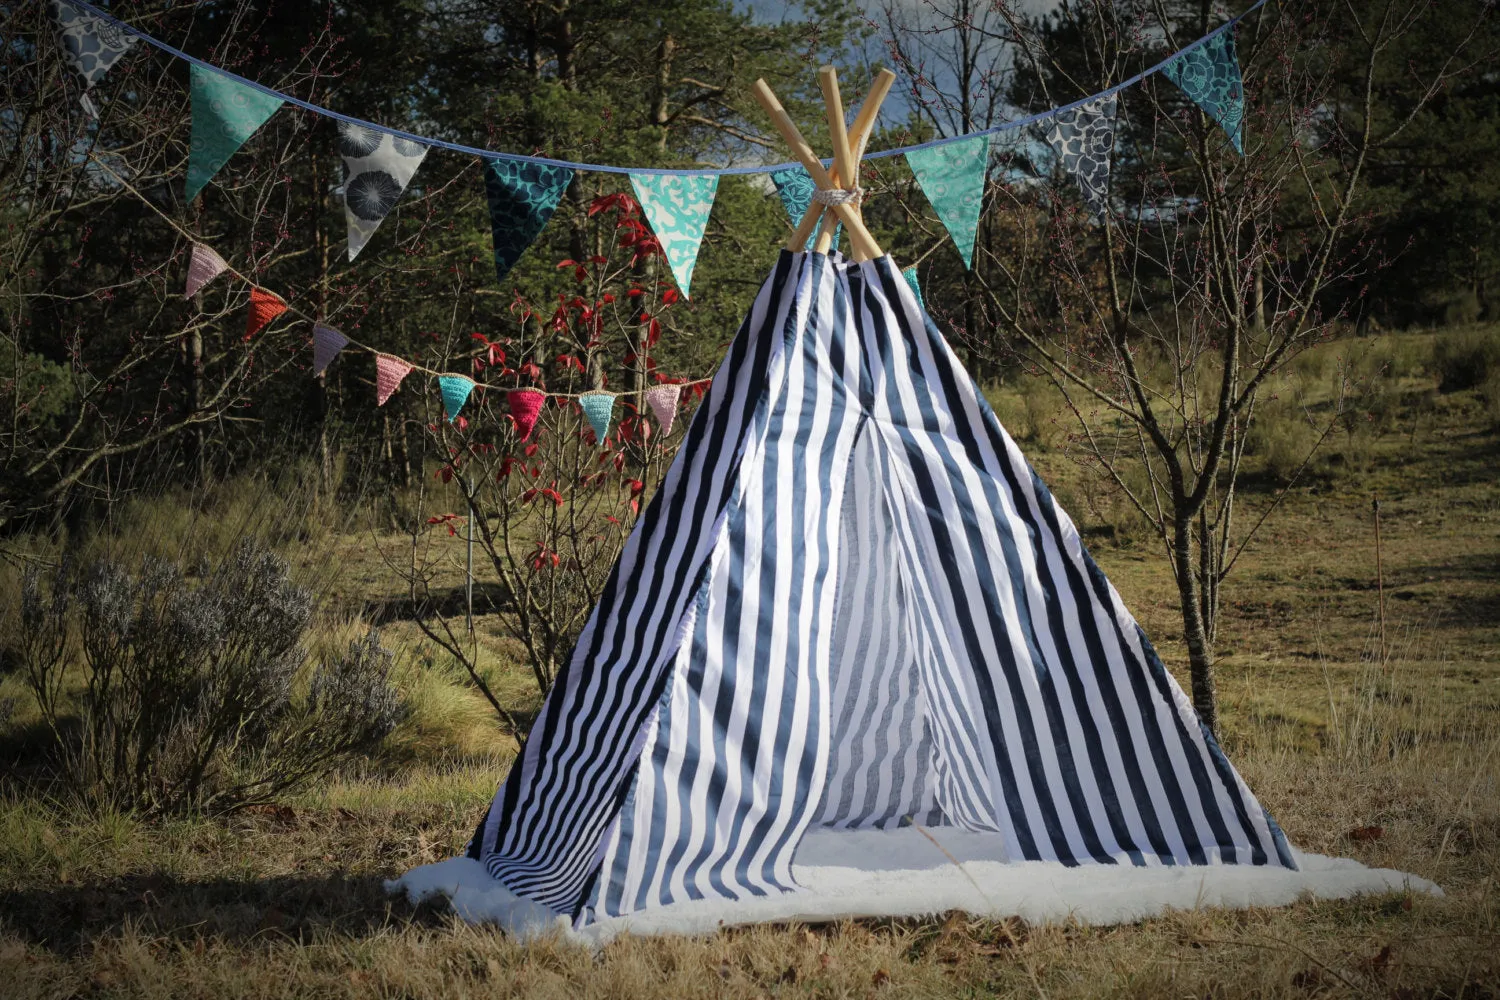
[555,1,576,91]
[652,35,675,154]
[1173,511,1218,734]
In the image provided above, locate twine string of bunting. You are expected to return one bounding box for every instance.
[88,153,714,406]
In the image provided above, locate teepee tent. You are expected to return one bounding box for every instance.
[394,69,1434,941]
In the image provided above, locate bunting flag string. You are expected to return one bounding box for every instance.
[75,0,1263,424]
[906,135,990,270]
[509,389,546,441]
[644,385,681,436]
[439,374,477,422]
[244,287,287,339]
[66,0,1263,279]
[339,123,430,260]
[375,354,414,406]
[1046,94,1118,217]
[92,156,718,422]
[1161,29,1245,154]
[579,391,617,444]
[630,174,718,298]
[486,159,575,285]
[312,323,349,375]
[770,167,840,252]
[49,0,136,117]
[184,242,229,298]
[60,0,1264,179]
[186,64,285,203]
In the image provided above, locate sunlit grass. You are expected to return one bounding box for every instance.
[1,325,1496,997]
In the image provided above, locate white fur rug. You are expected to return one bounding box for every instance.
[388,827,1440,947]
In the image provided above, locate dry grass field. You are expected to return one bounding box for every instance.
[1,327,1497,998]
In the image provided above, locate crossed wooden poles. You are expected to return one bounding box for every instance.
[751,66,896,262]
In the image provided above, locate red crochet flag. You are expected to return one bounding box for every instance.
[244,287,287,339]
[509,389,546,441]
[375,354,413,406]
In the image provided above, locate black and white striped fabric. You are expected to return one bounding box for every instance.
[467,251,1295,927]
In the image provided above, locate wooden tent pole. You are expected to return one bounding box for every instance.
[813,66,853,257]
[821,67,855,201]
[790,68,896,255]
[751,78,883,261]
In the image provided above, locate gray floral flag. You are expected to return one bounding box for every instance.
[1045,94,1117,218]
[338,122,429,261]
[49,0,137,115]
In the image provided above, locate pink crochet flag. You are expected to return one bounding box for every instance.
[244,287,287,339]
[645,384,681,436]
[312,323,348,376]
[509,389,546,441]
[375,353,413,406]
[184,243,228,299]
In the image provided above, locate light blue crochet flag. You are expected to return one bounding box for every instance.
[903,266,924,310]
[439,375,476,423]
[186,65,284,203]
[579,391,616,444]
[906,134,990,270]
[630,173,718,298]
[1162,29,1245,154]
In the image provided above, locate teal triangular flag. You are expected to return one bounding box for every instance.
[438,375,475,422]
[186,65,285,203]
[578,391,616,444]
[907,135,989,270]
[1161,30,1245,154]
[629,173,718,298]
[769,166,840,252]
[903,266,924,310]
[486,158,574,285]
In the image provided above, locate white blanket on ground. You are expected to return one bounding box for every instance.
[387,827,1441,947]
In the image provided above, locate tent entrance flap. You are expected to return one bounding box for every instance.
[815,416,946,832]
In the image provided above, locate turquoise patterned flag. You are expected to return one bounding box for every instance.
[578,391,616,444]
[438,375,475,423]
[186,65,284,203]
[906,135,990,270]
[630,173,718,298]
[486,159,574,285]
[769,166,840,252]
[1162,29,1245,154]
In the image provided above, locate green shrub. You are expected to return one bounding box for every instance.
[1247,395,1321,485]
[3,542,408,815]
[1432,327,1500,391]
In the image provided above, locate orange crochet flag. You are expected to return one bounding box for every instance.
[244,287,287,339]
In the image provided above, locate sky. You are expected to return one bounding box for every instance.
[736,0,1041,141]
